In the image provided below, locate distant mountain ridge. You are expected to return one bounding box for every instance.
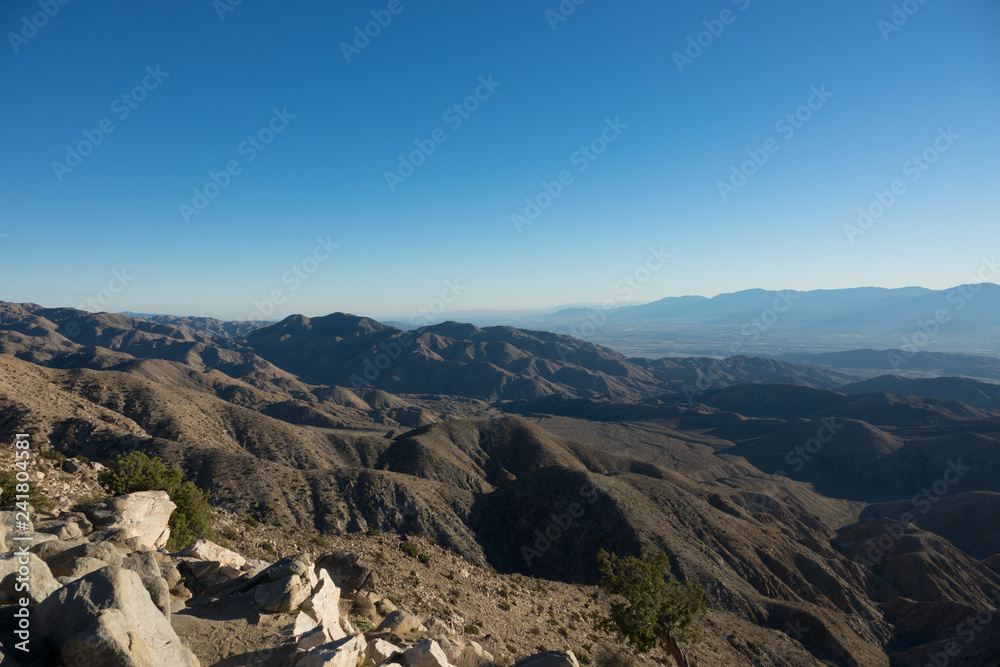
[550,284,1000,332]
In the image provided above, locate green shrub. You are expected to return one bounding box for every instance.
[98,451,215,550]
[261,542,276,555]
[39,450,66,464]
[400,539,420,559]
[0,470,54,512]
[72,491,107,510]
[464,623,480,635]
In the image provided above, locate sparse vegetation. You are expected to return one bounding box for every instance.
[400,539,421,559]
[38,450,66,464]
[594,549,706,667]
[0,470,54,512]
[98,451,215,550]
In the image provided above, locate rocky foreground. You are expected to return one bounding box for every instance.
[0,491,581,667]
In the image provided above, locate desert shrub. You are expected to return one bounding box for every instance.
[98,451,215,550]
[400,539,420,559]
[464,623,480,635]
[73,491,107,510]
[351,617,373,631]
[593,645,637,667]
[594,549,706,667]
[0,470,54,512]
[38,450,66,464]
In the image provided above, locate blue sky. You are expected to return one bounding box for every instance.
[1,0,998,320]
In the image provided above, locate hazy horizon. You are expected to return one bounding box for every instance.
[3,1,998,321]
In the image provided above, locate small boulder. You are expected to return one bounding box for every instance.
[34,518,83,541]
[179,538,246,569]
[1,510,32,534]
[31,536,89,561]
[424,617,454,636]
[0,552,61,605]
[515,651,581,667]
[352,590,377,621]
[297,633,366,667]
[366,637,404,663]
[377,609,427,636]
[254,574,310,614]
[85,491,175,550]
[404,639,454,667]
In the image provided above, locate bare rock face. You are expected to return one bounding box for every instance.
[35,566,198,667]
[404,639,455,667]
[515,651,582,667]
[85,491,176,550]
[293,569,345,640]
[0,552,62,605]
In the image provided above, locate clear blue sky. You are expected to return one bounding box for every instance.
[1,0,998,320]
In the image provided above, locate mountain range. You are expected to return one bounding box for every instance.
[1,300,998,666]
